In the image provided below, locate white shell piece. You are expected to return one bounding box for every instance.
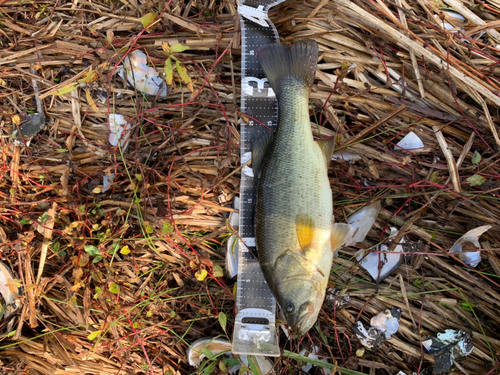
[226,197,240,278]
[422,338,433,351]
[332,150,361,162]
[102,173,115,193]
[356,227,404,281]
[354,321,376,348]
[449,225,491,268]
[299,346,331,374]
[187,337,275,375]
[394,131,424,150]
[187,337,233,367]
[109,114,131,151]
[0,261,22,318]
[119,50,168,97]
[371,309,400,339]
[434,11,465,33]
[345,201,382,246]
[240,355,275,375]
[424,329,474,356]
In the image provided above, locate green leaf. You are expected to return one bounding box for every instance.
[20,218,31,225]
[164,57,173,86]
[161,222,174,235]
[84,245,100,256]
[92,255,103,263]
[120,245,130,255]
[219,360,227,373]
[201,361,216,375]
[461,301,475,311]
[55,82,78,95]
[109,283,120,294]
[175,60,193,89]
[93,286,103,299]
[140,12,158,29]
[87,330,102,341]
[213,264,223,278]
[201,347,215,360]
[467,174,486,187]
[146,224,154,234]
[218,311,227,332]
[429,171,438,183]
[222,358,241,367]
[195,269,208,281]
[107,242,120,255]
[6,330,16,338]
[170,43,189,53]
[247,356,262,375]
[471,150,481,165]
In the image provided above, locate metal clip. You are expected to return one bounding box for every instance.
[232,308,280,356]
[238,4,270,27]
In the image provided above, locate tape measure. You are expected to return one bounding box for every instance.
[232,0,286,357]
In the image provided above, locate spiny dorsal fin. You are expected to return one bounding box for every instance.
[331,223,354,257]
[295,213,315,250]
[316,138,336,168]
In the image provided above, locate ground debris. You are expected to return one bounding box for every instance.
[1,0,500,373]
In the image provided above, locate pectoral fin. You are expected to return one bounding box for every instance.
[296,213,315,250]
[331,223,354,257]
[316,138,336,168]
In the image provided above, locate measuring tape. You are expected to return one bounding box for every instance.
[232,0,286,357]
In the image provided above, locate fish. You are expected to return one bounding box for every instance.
[254,39,353,337]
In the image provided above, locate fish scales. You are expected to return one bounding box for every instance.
[255,40,352,336]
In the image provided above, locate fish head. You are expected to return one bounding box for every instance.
[276,277,325,337]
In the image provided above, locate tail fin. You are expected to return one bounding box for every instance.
[257,39,318,96]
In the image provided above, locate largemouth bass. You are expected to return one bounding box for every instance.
[255,40,352,337]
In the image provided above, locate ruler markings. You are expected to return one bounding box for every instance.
[232,0,286,356]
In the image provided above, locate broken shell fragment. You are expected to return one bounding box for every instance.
[449,225,491,268]
[332,150,361,162]
[422,329,473,374]
[187,337,275,374]
[434,11,465,33]
[12,113,46,147]
[394,131,424,151]
[109,114,132,151]
[0,261,22,320]
[299,346,331,374]
[225,197,240,278]
[345,201,381,247]
[353,307,402,349]
[356,227,404,282]
[119,50,168,97]
[187,337,233,367]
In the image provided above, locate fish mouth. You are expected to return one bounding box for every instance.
[289,302,319,337]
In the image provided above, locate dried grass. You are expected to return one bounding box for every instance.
[0,0,499,374]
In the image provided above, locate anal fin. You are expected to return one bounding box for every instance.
[331,223,354,257]
[317,138,336,168]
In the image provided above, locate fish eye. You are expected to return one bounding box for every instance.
[284,302,295,313]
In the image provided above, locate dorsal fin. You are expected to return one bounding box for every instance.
[251,128,274,179]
